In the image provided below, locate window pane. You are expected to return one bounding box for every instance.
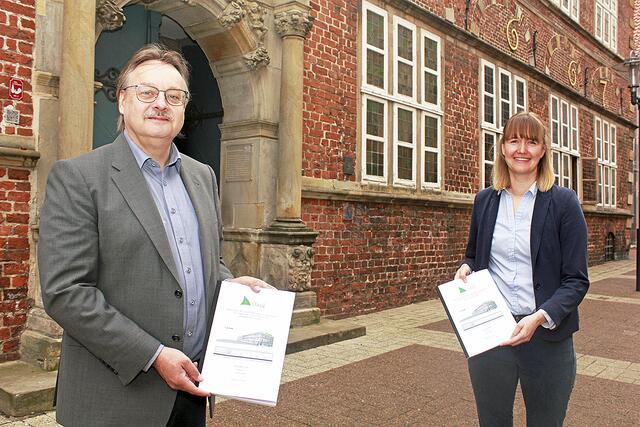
[484,66,494,93]
[484,164,493,188]
[397,109,413,143]
[397,25,413,61]
[484,95,494,124]
[516,80,525,110]
[501,101,510,128]
[553,151,560,184]
[484,133,495,161]
[367,11,384,49]
[603,12,609,45]
[424,72,437,104]
[562,154,570,187]
[424,116,438,148]
[366,139,384,177]
[367,50,384,88]
[424,37,437,71]
[366,99,384,137]
[603,121,609,162]
[424,151,438,183]
[596,6,602,38]
[397,146,413,180]
[595,120,602,159]
[611,127,616,163]
[397,62,413,97]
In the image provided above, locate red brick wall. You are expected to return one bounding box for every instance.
[0,0,35,359]
[302,198,471,317]
[0,167,32,362]
[0,0,35,137]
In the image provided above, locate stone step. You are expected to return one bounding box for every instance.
[290,307,321,327]
[286,318,366,354]
[0,361,56,417]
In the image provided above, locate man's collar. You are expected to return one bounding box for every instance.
[123,130,182,171]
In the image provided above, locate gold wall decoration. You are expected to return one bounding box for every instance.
[568,60,579,87]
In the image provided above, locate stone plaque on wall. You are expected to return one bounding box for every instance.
[225,143,252,182]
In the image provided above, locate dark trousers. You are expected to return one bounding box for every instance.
[165,390,206,427]
[467,334,576,427]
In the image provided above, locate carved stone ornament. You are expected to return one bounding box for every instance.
[218,1,246,28]
[244,47,270,70]
[245,1,268,42]
[96,0,125,32]
[287,246,314,291]
[140,0,196,5]
[274,9,313,38]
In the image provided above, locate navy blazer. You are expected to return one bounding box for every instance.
[463,184,589,341]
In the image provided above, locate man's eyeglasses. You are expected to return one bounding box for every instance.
[122,84,189,106]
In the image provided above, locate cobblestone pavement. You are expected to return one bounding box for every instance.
[2,257,637,426]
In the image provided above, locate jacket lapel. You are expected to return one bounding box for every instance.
[530,187,552,269]
[180,163,213,290]
[109,136,182,287]
[481,190,500,268]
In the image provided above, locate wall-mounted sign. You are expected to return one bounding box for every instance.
[9,78,23,100]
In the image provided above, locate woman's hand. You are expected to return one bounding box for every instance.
[500,311,546,347]
[228,276,275,293]
[454,264,472,282]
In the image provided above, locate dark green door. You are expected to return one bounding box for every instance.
[93,5,223,178]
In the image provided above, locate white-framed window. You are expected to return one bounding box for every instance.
[362,2,388,95]
[393,16,416,101]
[421,29,440,110]
[595,116,617,207]
[549,95,580,193]
[549,0,579,20]
[362,95,387,182]
[595,0,617,51]
[393,105,416,186]
[422,111,441,188]
[479,60,527,188]
[360,2,443,189]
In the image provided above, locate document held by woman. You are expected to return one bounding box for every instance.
[437,270,516,358]
[198,280,295,406]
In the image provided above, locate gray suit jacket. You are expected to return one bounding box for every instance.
[38,135,232,426]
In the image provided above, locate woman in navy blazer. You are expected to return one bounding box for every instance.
[455,112,589,426]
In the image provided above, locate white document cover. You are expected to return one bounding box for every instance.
[198,281,295,406]
[437,269,517,358]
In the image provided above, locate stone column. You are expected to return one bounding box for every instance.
[272,5,313,228]
[58,0,96,159]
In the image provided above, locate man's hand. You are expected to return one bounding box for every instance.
[454,264,472,282]
[500,311,546,347]
[153,347,209,397]
[228,276,276,292]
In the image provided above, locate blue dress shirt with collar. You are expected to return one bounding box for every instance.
[125,132,207,364]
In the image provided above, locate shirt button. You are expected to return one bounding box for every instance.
[172,334,180,342]
[190,299,195,305]
[170,208,176,214]
[186,267,192,274]
[163,181,167,186]
[179,237,184,244]
[174,289,183,298]
[187,331,193,337]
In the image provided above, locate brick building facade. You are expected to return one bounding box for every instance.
[0,0,36,362]
[0,0,635,373]
[301,0,636,317]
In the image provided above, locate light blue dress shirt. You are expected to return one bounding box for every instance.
[488,182,554,328]
[125,133,207,363]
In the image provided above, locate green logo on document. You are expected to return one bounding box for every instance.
[241,296,251,306]
[459,287,466,293]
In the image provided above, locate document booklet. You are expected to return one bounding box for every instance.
[437,269,516,358]
[198,280,295,406]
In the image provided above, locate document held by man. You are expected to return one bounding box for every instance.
[198,280,295,406]
[437,269,516,358]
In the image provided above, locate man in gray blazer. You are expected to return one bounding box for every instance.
[38,44,271,427]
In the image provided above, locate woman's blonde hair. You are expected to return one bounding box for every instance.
[492,111,555,192]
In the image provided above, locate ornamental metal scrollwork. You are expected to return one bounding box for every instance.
[96,0,125,32]
[94,67,120,102]
[568,60,579,87]
[506,17,520,51]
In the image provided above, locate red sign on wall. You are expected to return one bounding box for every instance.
[9,78,23,100]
